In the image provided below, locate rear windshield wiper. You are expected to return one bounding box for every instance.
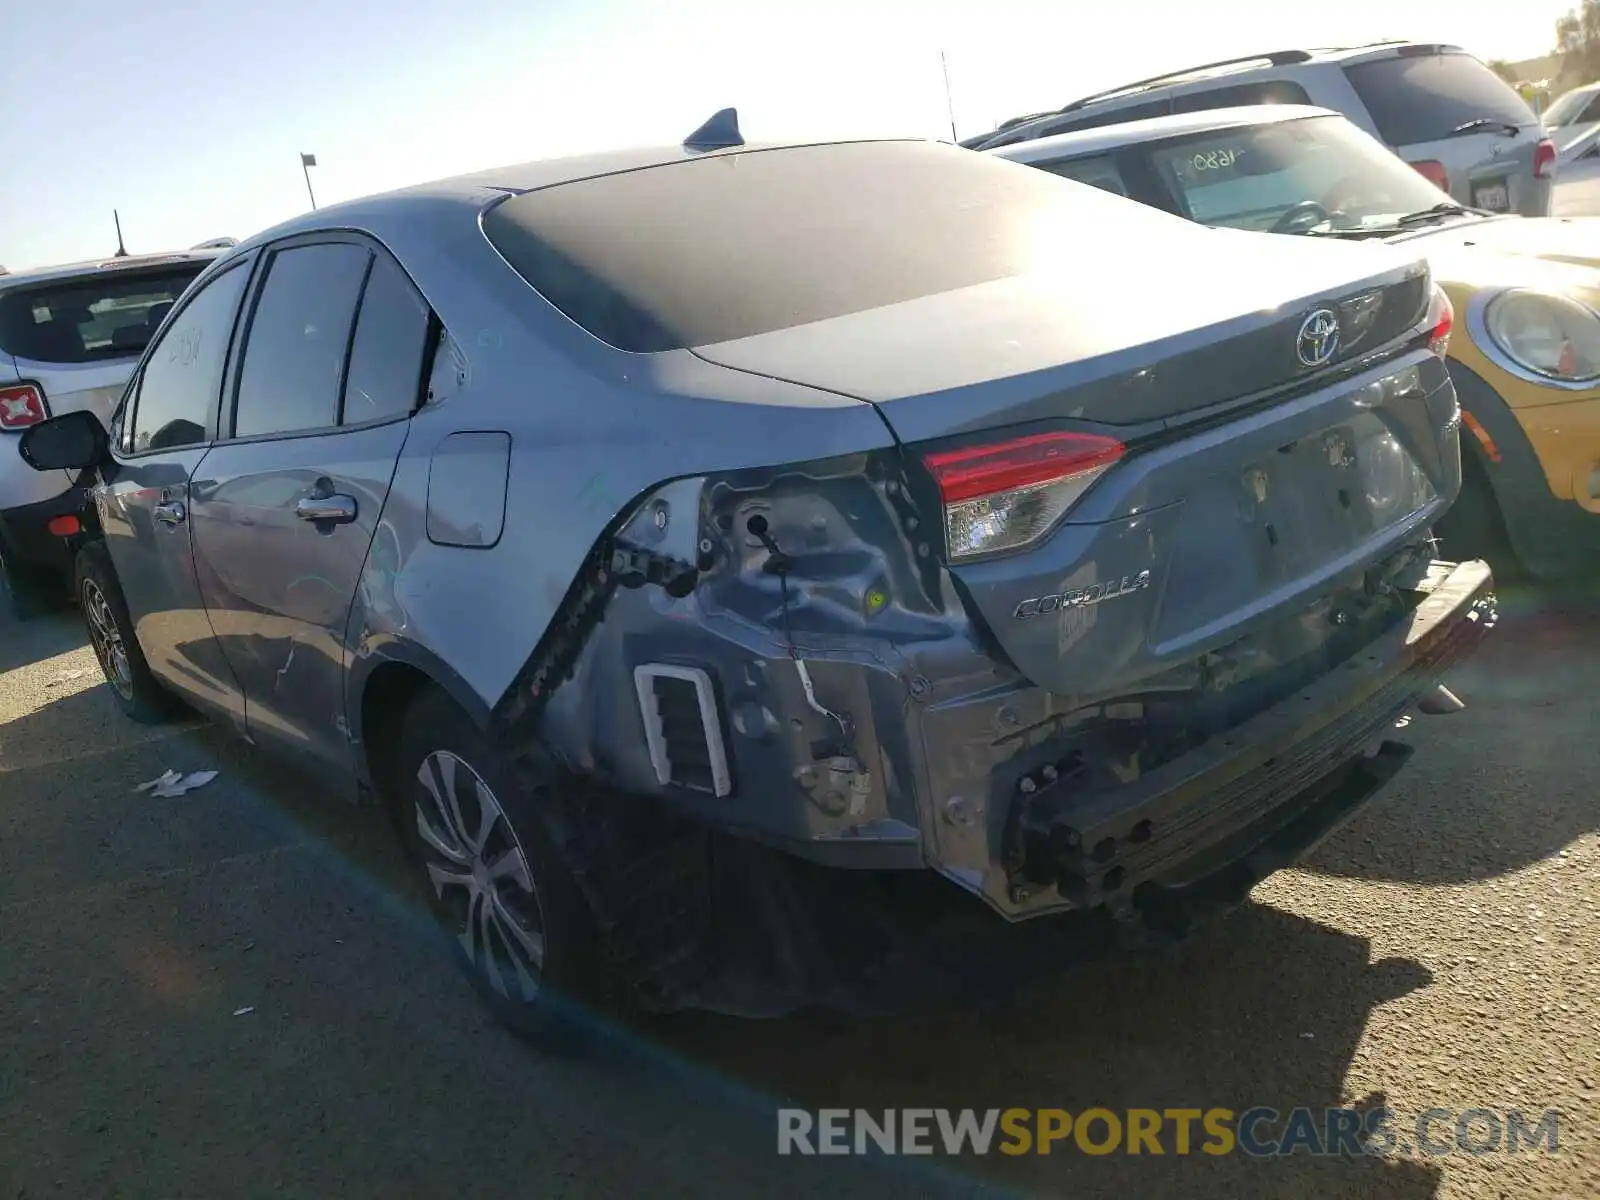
[1449,117,1522,138]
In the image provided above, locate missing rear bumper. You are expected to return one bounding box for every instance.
[996,558,1495,918]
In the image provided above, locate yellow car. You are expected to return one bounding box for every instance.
[992,103,1600,578]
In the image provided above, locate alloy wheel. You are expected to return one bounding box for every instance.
[414,750,547,1002]
[81,578,134,701]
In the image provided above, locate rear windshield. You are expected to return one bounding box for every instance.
[482,140,1149,352]
[0,265,206,364]
[1343,51,1537,147]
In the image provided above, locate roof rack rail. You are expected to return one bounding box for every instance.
[995,110,1053,134]
[1052,48,1315,116]
[970,47,1316,150]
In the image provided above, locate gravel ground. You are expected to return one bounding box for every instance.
[0,583,1594,1200]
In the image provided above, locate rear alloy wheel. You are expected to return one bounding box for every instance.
[414,749,549,1003]
[395,688,606,1040]
[74,543,179,723]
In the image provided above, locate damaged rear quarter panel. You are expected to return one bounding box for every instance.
[342,324,899,762]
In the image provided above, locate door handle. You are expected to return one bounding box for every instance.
[295,494,358,524]
[153,500,187,525]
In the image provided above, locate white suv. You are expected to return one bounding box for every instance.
[0,249,219,617]
[965,42,1555,217]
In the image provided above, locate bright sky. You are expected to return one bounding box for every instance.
[0,0,1568,270]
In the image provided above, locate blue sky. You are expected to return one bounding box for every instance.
[0,0,1566,270]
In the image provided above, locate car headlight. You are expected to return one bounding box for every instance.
[1482,289,1600,383]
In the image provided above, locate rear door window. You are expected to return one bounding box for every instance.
[1170,80,1313,113]
[128,262,251,453]
[0,265,206,365]
[231,242,371,438]
[1032,154,1131,197]
[340,252,432,425]
[1343,51,1537,146]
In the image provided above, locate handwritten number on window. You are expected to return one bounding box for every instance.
[1191,148,1240,171]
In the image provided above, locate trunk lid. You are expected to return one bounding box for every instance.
[697,233,1446,700]
[691,229,1430,441]
[943,351,1459,697]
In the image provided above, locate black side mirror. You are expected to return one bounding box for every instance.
[18,409,109,472]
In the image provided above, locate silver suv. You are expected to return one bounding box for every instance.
[965,42,1555,217]
[0,249,219,615]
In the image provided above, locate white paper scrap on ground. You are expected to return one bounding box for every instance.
[135,769,219,798]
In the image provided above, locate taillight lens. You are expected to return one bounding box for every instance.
[0,383,47,431]
[1426,286,1454,358]
[923,431,1125,561]
[1410,159,1451,191]
[1535,138,1557,180]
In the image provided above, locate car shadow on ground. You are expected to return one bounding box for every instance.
[0,605,88,675]
[3,679,1449,1198]
[1302,578,1600,886]
[647,904,1445,1198]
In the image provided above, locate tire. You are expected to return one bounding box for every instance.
[1433,452,1525,584]
[74,542,179,723]
[393,687,608,1041]
[1,547,63,622]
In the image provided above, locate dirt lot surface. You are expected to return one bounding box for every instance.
[0,584,1595,1199]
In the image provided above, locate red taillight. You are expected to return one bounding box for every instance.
[47,515,81,538]
[1534,138,1557,180]
[923,431,1125,561]
[1426,286,1454,358]
[1410,159,1451,191]
[0,383,47,431]
[925,431,1125,503]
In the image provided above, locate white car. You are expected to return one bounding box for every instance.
[0,248,221,617]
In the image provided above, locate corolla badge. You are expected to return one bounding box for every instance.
[1014,570,1152,619]
[1296,308,1341,368]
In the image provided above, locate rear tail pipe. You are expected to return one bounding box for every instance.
[1417,684,1466,716]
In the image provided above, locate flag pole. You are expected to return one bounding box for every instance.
[300,153,318,210]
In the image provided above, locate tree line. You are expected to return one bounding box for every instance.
[1487,0,1600,90]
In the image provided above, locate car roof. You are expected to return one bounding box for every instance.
[0,248,225,292]
[232,137,918,249]
[973,41,1468,148]
[988,104,1338,163]
[1306,41,1467,65]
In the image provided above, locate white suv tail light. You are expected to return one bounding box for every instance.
[923,430,1125,562]
[0,383,47,430]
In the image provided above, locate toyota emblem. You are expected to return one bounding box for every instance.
[1296,309,1341,368]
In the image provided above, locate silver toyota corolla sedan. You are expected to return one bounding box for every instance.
[18,114,1493,1034]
